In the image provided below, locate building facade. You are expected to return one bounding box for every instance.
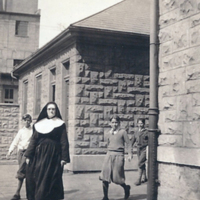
[0,0,40,103]
[13,0,150,171]
[157,0,200,199]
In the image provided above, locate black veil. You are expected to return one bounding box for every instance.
[36,102,62,123]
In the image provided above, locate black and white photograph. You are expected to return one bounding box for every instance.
[0,0,199,200]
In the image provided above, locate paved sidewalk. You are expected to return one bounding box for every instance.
[0,165,147,200]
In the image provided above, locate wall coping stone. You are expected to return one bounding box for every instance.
[158,146,200,167]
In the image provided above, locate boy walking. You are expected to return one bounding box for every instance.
[6,114,33,200]
[99,115,132,200]
[131,118,148,186]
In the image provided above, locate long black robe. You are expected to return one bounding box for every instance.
[25,123,70,200]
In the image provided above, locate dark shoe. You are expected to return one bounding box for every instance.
[134,179,141,186]
[11,194,20,200]
[102,197,109,200]
[141,178,148,183]
[124,185,130,199]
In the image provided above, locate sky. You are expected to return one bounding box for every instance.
[38,0,122,47]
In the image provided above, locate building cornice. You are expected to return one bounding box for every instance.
[13,25,149,77]
[0,11,40,18]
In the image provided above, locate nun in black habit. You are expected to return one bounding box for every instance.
[25,102,70,200]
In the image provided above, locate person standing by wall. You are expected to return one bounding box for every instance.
[131,118,148,186]
[6,114,33,200]
[25,102,70,200]
[99,115,132,200]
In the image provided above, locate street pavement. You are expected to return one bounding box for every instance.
[0,165,147,200]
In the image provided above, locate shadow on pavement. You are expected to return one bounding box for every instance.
[114,194,147,200]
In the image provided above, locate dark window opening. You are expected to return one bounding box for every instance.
[13,59,23,66]
[4,88,14,103]
[15,21,28,37]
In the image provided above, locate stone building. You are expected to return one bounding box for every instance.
[13,0,150,171]
[0,0,40,103]
[0,0,40,161]
[157,0,200,199]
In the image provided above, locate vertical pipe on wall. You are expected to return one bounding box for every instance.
[147,0,159,199]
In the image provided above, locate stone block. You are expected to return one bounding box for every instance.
[90,135,99,148]
[105,70,112,78]
[99,142,107,148]
[84,113,90,120]
[186,64,200,81]
[75,142,90,148]
[104,87,113,98]
[75,127,84,140]
[75,77,82,84]
[99,72,105,78]
[99,99,118,106]
[159,27,173,43]
[179,0,197,19]
[186,79,200,93]
[160,0,178,15]
[90,113,99,126]
[82,149,107,154]
[83,90,90,97]
[118,114,134,121]
[85,85,104,91]
[104,106,113,120]
[135,75,143,87]
[161,41,172,56]
[159,9,179,28]
[83,135,90,141]
[118,100,126,107]
[190,25,200,46]
[99,120,110,127]
[81,97,90,104]
[113,73,125,79]
[80,120,90,127]
[113,93,135,100]
[135,95,145,107]
[90,79,98,84]
[99,92,104,98]
[158,135,183,146]
[113,86,118,93]
[90,92,98,104]
[90,71,99,79]
[75,84,85,97]
[85,105,103,113]
[75,105,85,119]
[75,148,82,155]
[118,106,126,114]
[170,68,186,95]
[127,100,135,107]
[81,77,90,84]
[127,80,134,87]
[118,81,127,93]
[159,96,177,111]
[84,127,104,135]
[100,79,118,86]
[85,70,90,77]
[76,63,85,77]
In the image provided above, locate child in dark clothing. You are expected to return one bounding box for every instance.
[131,118,148,186]
[99,115,132,200]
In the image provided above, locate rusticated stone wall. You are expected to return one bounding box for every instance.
[158,0,200,199]
[67,42,149,171]
[15,40,149,170]
[0,104,19,161]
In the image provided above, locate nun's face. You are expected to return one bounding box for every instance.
[47,104,56,119]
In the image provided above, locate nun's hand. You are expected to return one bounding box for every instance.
[61,160,66,167]
[26,158,30,165]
